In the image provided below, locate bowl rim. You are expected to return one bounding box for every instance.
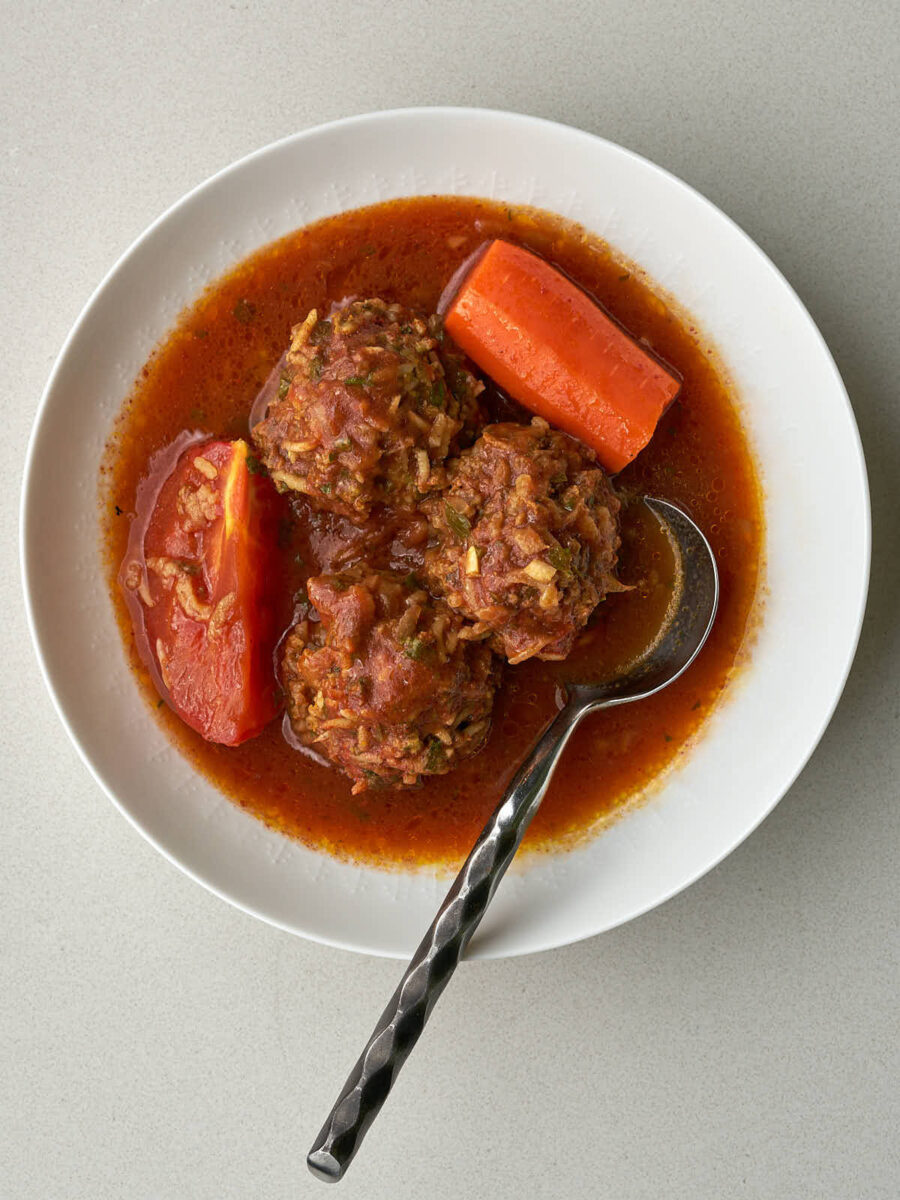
[20,107,871,957]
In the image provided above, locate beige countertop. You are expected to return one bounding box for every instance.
[3,2,898,1197]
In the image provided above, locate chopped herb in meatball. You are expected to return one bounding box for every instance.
[252,300,483,520]
[282,567,497,792]
[422,419,624,664]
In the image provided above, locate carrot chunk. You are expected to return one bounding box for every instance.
[444,240,681,472]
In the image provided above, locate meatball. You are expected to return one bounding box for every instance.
[282,568,497,793]
[422,419,623,664]
[252,299,483,521]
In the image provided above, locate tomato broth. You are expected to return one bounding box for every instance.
[100,197,763,868]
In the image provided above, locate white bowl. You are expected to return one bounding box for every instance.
[21,109,869,959]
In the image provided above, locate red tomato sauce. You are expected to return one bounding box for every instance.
[100,196,763,868]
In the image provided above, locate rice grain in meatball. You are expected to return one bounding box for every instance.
[282,568,497,793]
[422,419,624,664]
[252,300,483,520]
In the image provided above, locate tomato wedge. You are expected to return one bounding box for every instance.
[120,437,282,745]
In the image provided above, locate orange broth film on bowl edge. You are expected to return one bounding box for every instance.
[100,196,763,870]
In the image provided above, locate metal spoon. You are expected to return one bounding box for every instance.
[307,497,719,1183]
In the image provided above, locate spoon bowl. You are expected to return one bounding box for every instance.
[308,497,719,1182]
[571,497,720,711]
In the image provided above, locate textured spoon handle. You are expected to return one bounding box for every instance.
[307,698,586,1183]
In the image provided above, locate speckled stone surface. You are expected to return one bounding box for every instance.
[3,2,899,1197]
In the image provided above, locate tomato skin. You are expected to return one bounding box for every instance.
[120,438,282,745]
